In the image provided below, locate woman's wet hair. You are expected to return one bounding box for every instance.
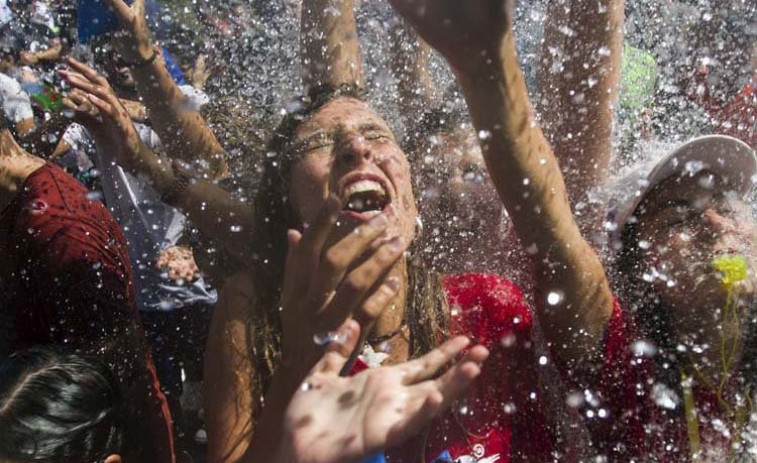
[0,347,123,462]
[246,83,450,420]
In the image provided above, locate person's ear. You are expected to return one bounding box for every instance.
[103,454,122,463]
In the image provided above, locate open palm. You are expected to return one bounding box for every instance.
[284,329,488,463]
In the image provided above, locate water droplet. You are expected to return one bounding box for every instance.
[229,225,243,233]
[651,383,680,410]
[313,331,347,346]
[547,291,564,306]
[477,130,492,141]
[632,339,657,357]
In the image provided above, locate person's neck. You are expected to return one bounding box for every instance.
[0,130,45,212]
[367,259,410,365]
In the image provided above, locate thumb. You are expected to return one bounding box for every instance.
[313,319,361,375]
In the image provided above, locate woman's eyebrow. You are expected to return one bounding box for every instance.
[358,122,391,133]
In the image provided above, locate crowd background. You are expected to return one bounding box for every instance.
[0,0,755,462]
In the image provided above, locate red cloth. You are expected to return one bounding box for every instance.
[358,273,555,463]
[0,163,175,463]
[696,70,756,148]
[587,300,752,463]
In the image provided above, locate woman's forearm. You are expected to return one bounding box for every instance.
[538,0,624,225]
[130,53,228,179]
[456,34,613,374]
[391,21,438,117]
[301,0,363,89]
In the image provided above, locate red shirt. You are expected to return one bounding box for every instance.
[357,274,587,463]
[583,300,755,463]
[0,163,175,463]
[696,70,756,148]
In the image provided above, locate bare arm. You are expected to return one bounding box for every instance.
[204,270,257,463]
[538,0,624,230]
[62,58,255,263]
[390,20,438,117]
[105,0,229,180]
[390,0,614,375]
[301,0,363,89]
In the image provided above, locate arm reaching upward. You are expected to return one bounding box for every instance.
[538,0,624,232]
[104,0,228,180]
[390,20,439,118]
[301,0,363,90]
[389,0,614,376]
[60,59,256,263]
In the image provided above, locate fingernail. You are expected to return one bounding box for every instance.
[369,213,388,227]
[386,276,400,292]
[386,236,404,252]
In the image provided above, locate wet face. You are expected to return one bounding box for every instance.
[288,96,418,247]
[636,171,757,321]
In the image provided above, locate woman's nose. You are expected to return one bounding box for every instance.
[336,133,372,165]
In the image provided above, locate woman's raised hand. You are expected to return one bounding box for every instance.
[279,199,409,375]
[282,319,489,463]
[59,57,150,174]
[103,0,155,65]
[388,0,514,71]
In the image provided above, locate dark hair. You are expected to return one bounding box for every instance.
[247,83,450,422]
[0,347,124,462]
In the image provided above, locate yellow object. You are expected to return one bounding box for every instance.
[712,255,748,286]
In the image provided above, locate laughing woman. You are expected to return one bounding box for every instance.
[210,0,626,461]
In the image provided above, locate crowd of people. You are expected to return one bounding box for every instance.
[0,0,755,462]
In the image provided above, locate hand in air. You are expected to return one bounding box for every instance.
[388,0,514,70]
[103,0,155,65]
[59,57,150,174]
[280,198,409,378]
[156,245,200,282]
[284,319,489,463]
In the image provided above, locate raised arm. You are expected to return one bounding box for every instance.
[104,0,228,180]
[60,59,255,263]
[390,0,614,374]
[538,0,624,231]
[390,20,439,118]
[301,0,363,89]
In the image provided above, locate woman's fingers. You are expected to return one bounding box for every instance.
[311,319,361,375]
[64,57,111,89]
[317,235,407,330]
[296,195,342,267]
[398,336,471,384]
[308,216,395,309]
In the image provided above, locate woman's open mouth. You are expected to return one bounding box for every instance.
[339,174,391,220]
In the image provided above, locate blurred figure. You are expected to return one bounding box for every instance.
[608,135,757,462]
[0,347,124,463]
[0,112,175,463]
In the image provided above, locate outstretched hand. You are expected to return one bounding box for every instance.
[283,320,489,463]
[59,57,150,174]
[103,0,155,65]
[388,0,514,70]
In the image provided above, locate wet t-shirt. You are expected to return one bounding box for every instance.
[582,300,757,463]
[0,162,175,463]
[354,274,555,463]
